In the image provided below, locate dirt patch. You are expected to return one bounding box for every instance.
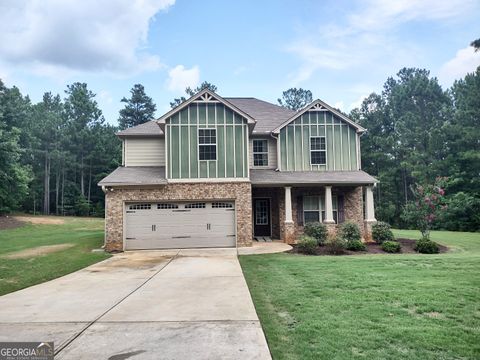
[289,238,448,256]
[0,216,25,230]
[13,216,65,225]
[2,244,75,259]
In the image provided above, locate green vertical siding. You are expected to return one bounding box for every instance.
[166,103,249,179]
[278,111,358,171]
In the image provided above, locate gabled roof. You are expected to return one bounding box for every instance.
[157,89,256,131]
[224,97,295,134]
[116,120,163,137]
[272,99,366,134]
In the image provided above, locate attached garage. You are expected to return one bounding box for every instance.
[124,201,236,250]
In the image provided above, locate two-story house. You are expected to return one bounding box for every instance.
[98,89,377,251]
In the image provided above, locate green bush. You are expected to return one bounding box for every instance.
[415,238,439,254]
[338,222,361,242]
[325,236,346,255]
[372,221,394,244]
[381,241,401,253]
[346,240,366,251]
[304,222,328,245]
[297,235,317,255]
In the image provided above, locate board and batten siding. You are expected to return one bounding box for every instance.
[124,138,165,166]
[279,111,358,171]
[249,138,277,169]
[166,103,249,179]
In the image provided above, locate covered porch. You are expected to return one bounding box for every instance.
[250,170,378,244]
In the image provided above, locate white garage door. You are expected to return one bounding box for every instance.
[125,201,236,250]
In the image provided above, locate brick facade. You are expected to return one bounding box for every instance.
[104,182,252,252]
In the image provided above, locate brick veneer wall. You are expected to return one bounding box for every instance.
[104,182,252,252]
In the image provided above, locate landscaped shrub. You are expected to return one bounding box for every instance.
[304,222,328,245]
[346,240,366,251]
[325,235,346,255]
[382,241,401,253]
[297,235,317,255]
[372,221,394,244]
[338,222,361,242]
[415,238,439,254]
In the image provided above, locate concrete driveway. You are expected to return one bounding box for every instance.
[0,249,271,359]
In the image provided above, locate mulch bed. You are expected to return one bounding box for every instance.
[0,216,25,231]
[289,238,449,256]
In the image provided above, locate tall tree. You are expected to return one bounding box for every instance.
[278,88,313,111]
[118,84,156,130]
[0,80,32,213]
[64,83,104,200]
[170,81,218,108]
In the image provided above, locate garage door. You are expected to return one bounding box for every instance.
[125,201,236,250]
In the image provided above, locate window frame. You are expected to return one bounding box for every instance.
[303,195,338,224]
[252,139,269,167]
[310,136,326,165]
[198,128,217,161]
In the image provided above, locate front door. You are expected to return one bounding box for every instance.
[254,198,271,236]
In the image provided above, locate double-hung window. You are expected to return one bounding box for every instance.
[253,139,268,166]
[303,195,338,224]
[310,137,326,165]
[199,129,216,160]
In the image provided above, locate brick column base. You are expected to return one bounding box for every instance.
[325,223,337,239]
[363,220,377,243]
[284,222,296,244]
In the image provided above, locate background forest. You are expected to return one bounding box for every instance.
[1,64,479,231]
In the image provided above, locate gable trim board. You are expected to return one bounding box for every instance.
[272,99,365,134]
[157,89,256,130]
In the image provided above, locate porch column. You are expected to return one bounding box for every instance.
[365,185,376,222]
[284,186,293,223]
[324,185,335,224]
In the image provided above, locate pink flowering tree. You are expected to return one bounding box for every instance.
[401,177,448,240]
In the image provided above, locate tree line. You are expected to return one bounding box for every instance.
[0,59,479,231]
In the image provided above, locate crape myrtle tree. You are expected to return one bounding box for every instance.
[118,84,157,130]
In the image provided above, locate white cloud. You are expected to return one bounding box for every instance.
[0,0,175,76]
[99,90,113,104]
[166,65,200,93]
[438,46,480,85]
[286,0,478,83]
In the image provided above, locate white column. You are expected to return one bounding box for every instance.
[365,185,376,221]
[324,185,335,224]
[285,186,293,223]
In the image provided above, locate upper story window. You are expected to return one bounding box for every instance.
[199,129,216,160]
[253,139,268,166]
[310,137,326,165]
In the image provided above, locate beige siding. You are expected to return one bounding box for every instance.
[125,138,165,166]
[249,138,277,169]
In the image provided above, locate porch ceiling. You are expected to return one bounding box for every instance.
[250,169,378,186]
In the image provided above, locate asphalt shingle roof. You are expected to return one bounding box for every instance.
[116,121,163,137]
[98,166,166,186]
[250,169,378,185]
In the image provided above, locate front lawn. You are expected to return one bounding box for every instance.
[0,216,110,296]
[240,230,480,360]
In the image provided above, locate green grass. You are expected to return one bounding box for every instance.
[0,216,110,296]
[240,230,480,360]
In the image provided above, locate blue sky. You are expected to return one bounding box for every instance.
[1,0,479,125]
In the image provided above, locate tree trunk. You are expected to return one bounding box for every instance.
[80,155,85,197]
[55,166,60,215]
[43,153,50,215]
[403,168,408,205]
[61,166,65,216]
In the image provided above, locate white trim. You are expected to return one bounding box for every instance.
[246,127,250,177]
[233,113,236,177]
[332,113,336,171]
[300,115,304,170]
[252,139,269,167]
[241,121,245,177]
[347,125,351,170]
[293,123,296,171]
[179,110,182,177]
[187,106,191,178]
[224,107,227,177]
[356,133,361,170]
[157,89,256,126]
[167,178,250,183]
[340,123,343,169]
[272,98,366,134]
